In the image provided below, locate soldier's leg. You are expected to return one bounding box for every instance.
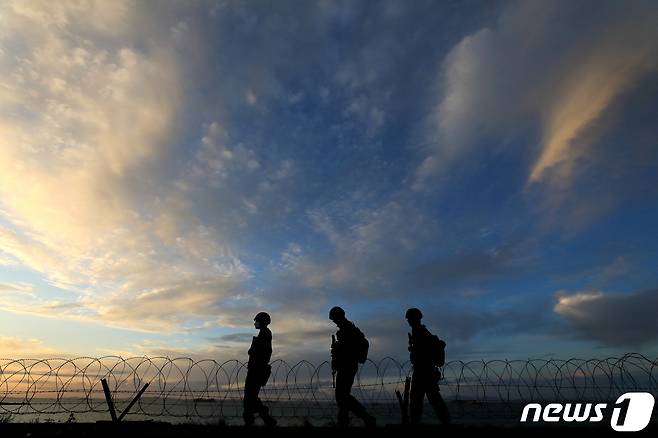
[243,372,258,425]
[426,371,451,424]
[252,382,265,415]
[347,394,375,426]
[341,366,375,426]
[253,383,277,426]
[335,370,351,426]
[409,370,426,424]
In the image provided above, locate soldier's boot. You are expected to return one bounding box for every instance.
[363,414,376,428]
[351,400,376,427]
[337,409,349,427]
[262,413,277,427]
[242,412,255,426]
[258,405,277,427]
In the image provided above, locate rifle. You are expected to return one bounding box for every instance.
[331,335,336,388]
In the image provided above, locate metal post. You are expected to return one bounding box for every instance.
[396,376,411,425]
[395,389,405,423]
[118,383,150,421]
[101,378,118,422]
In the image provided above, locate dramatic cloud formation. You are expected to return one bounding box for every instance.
[0,0,656,360]
[417,0,658,193]
[0,1,248,332]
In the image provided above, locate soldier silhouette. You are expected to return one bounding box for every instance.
[243,312,277,427]
[405,308,451,425]
[329,306,376,427]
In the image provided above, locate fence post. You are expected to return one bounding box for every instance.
[118,383,150,421]
[101,378,118,422]
[395,376,411,424]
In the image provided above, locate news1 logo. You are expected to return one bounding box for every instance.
[520,392,655,431]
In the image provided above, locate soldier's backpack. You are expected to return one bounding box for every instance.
[430,334,446,367]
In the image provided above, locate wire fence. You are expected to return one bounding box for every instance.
[1,353,657,424]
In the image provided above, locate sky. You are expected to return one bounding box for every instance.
[0,0,657,363]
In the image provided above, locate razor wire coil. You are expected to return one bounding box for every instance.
[1,354,656,422]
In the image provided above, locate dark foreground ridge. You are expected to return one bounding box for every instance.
[1,422,656,438]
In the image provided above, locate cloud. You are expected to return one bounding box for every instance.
[0,1,258,332]
[405,250,518,291]
[0,0,653,361]
[0,2,465,336]
[273,197,537,306]
[0,282,34,293]
[211,333,254,344]
[0,254,17,266]
[555,288,658,347]
[0,269,250,333]
[530,33,658,186]
[417,0,658,192]
[91,277,245,332]
[261,199,438,308]
[0,0,182,251]
[0,336,58,358]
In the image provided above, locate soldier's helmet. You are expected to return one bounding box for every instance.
[254,312,271,325]
[329,306,346,321]
[405,307,423,321]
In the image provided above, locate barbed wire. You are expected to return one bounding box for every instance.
[1,354,657,423]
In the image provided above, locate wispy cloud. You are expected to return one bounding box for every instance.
[529,15,658,186]
[416,0,658,197]
[0,281,34,294]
